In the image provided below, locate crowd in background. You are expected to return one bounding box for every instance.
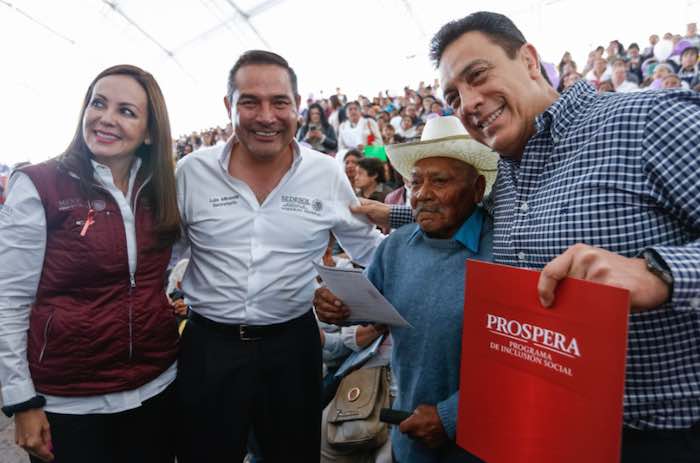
[1,15,700,463]
[165,21,700,204]
[4,22,700,207]
[556,22,700,93]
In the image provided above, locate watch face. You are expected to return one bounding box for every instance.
[644,251,673,286]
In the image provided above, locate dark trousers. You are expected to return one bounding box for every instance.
[176,310,322,463]
[29,384,176,463]
[621,424,700,463]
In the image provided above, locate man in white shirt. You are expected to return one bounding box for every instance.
[175,50,383,462]
[686,22,700,48]
[611,59,639,93]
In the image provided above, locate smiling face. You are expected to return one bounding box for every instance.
[82,74,149,163]
[225,64,299,162]
[439,31,549,159]
[410,157,484,238]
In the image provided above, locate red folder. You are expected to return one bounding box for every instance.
[458,260,629,463]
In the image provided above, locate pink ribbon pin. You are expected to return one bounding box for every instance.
[80,209,95,237]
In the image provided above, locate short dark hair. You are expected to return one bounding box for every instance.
[682,46,699,58]
[227,50,298,101]
[343,149,363,162]
[357,157,386,184]
[430,11,527,66]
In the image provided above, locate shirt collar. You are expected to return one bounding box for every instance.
[534,80,596,143]
[90,156,142,185]
[90,156,143,202]
[408,206,485,253]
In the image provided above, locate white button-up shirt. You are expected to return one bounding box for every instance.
[176,138,383,325]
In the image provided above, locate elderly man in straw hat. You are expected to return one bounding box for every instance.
[315,116,497,463]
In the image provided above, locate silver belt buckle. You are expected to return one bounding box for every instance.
[239,325,261,341]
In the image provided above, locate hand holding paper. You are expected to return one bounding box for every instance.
[312,261,410,327]
[314,286,350,323]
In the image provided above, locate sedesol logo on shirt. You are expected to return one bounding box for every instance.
[280,195,323,216]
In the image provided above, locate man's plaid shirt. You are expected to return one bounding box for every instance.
[390,80,700,429]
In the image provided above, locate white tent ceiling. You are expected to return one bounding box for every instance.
[2,0,699,165]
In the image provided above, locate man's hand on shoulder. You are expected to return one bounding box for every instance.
[538,244,671,311]
[313,287,350,324]
[398,404,448,449]
[350,198,391,229]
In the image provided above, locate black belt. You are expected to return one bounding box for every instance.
[188,310,313,341]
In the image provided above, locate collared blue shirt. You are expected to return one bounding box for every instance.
[453,206,484,252]
[407,206,485,253]
[489,80,700,430]
[366,207,492,462]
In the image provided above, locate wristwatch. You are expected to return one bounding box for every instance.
[642,250,674,287]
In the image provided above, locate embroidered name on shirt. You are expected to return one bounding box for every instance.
[280,195,323,216]
[209,194,240,208]
[58,198,86,211]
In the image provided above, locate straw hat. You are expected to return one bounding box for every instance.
[385,116,499,195]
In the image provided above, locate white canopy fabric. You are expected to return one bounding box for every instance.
[2,0,698,165]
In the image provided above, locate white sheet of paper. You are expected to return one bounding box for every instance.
[313,261,411,328]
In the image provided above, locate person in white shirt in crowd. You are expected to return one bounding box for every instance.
[611,59,640,93]
[585,56,611,89]
[685,22,700,48]
[174,50,383,463]
[0,64,181,463]
[338,100,383,153]
[397,115,418,140]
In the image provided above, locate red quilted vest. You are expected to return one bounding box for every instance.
[21,160,178,396]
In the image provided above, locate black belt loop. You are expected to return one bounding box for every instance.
[188,310,313,341]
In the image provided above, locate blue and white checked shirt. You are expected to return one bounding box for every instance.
[389,81,700,430]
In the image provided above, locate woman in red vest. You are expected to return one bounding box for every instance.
[0,65,180,462]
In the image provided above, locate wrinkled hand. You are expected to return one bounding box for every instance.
[350,198,391,229]
[172,299,188,317]
[313,287,349,324]
[538,244,671,311]
[15,408,54,462]
[398,404,448,449]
